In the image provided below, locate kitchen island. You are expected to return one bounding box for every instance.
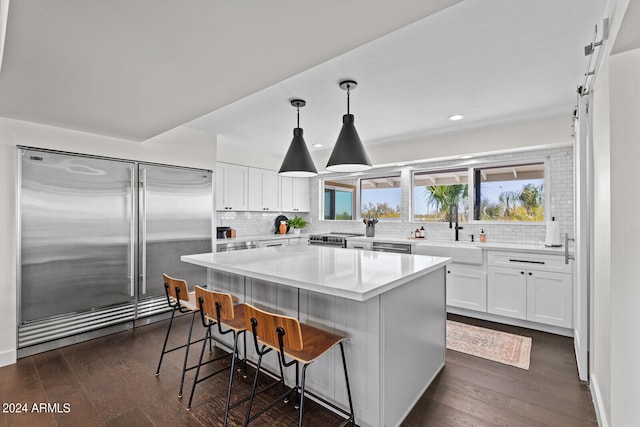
[182,245,450,427]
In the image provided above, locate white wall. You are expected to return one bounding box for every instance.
[590,53,612,424]
[311,115,571,167]
[608,47,640,426]
[588,0,640,425]
[0,118,216,367]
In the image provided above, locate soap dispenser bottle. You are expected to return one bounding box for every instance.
[419,226,426,238]
[479,229,486,243]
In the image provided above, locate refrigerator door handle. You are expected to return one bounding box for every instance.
[129,167,136,297]
[140,168,147,295]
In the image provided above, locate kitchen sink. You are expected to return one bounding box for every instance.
[413,241,483,265]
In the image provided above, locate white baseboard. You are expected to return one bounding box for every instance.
[590,374,609,427]
[447,306,574,337]
[0,349,17,367]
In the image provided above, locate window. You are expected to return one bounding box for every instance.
[413,169,469,222]
[360,175,401,219]
[324,180,355,220]
[472,162,545,221]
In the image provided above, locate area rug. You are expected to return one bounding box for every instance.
[446,320,532,370]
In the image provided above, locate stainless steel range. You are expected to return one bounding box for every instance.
[308,232,364,248]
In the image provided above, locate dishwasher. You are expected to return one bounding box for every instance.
[216,241,258,252]
[372,241,412,254]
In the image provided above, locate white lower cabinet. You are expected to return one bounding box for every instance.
[487,266,527,320]
[487,251,573,328]
[257,239,288,248]
[526,270,572,328]
[346,240,372,250]
[287,237,307,245]
[446,264,487,312]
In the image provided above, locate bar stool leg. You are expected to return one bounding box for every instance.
[224,330,241,427]
[187,326,211,410]
[340,342,356,426]
[298,364,309,427]
[155,307,177,376]
[276,353,289,403]
[245,352,264,426]
[178,311,197,398]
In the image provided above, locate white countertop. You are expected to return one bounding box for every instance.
[215,233,309,244]
[346,235,568,255]
[182,245,450,301]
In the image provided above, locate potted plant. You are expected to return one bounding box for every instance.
[286,216,308,235]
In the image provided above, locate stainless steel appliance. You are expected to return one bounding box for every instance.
[372,241,412,254]
[217,241,257,251]
[17,147,212,355]
[308,232,364,248]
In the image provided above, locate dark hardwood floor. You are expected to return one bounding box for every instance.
[0,314,597,427]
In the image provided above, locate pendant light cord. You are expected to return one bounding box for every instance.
[346,84,351,114]
[297,103,301,128]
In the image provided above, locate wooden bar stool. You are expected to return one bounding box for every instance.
[155,273,212,399]
[243,303,355,427]
[187,286,248,427]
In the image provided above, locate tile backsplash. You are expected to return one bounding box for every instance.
[219,146,573,245]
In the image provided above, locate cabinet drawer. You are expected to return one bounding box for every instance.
[487,251,570,273]
[346,241,372,250]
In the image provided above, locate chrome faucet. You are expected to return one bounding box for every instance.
[449,205,463,241]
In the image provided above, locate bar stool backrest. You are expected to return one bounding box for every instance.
[162,273,189,302]
[194,286,235,321]
[244,304,303,352]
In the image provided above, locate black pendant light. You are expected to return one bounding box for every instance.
[279,99,317,177]
[326,80,372,172]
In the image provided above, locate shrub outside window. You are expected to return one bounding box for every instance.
[413,169,469,222]
[360,175,401,219]
[472,162,545,221]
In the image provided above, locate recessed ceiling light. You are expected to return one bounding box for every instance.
[459,155,473,159]
[312,143,323,148]
[396,162,406,166]
[448,114,464,121]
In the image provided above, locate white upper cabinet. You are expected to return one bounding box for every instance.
[248,168,279,211]
[215,162,248,211]
[280,176,310,212]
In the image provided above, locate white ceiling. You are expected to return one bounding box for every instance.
[0,0,609,159]
[0,0,458,141]
[187,0,608,160]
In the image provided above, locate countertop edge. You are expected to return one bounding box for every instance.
[181,252,450,302]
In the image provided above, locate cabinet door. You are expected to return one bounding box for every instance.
[258,239,288,248]
[225,164,248,210]
[293,178,310,212]
[446,265,487,312]
[215,162,226,210]
[487,266,527,320]
[247,168,263,211]
[261,169,280,211]
[346,240,372,250]
[280,176,294,211]
[526,271,573,328]
[248,168,279,211]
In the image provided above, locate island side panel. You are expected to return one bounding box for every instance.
[301,290,382,427]
[242,278,382,427]
[382,266,446,427]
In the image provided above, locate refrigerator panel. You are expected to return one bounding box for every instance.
[140,165,212,299]
[20,150,135,323]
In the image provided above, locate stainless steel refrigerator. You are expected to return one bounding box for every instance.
[17,147,212,356]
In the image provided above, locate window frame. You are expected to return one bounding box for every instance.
[359,174,402,221]
[411,167,470,223]
[410,157,550,224]
[323,181,357,221]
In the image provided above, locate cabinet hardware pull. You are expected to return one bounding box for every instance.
[529,272,533,276]
[521,271,525,274]
[509,259,545,264]
[565,233,575,264]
